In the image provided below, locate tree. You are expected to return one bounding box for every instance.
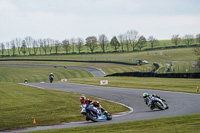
[137,36,147,50]
[126,30,139,51]
[70,38,76,53]
[10,40,16,56]
[183,34,194,47]
[25,36,33,55]
[21,40,27,56]
[15,38,22,55]
[32,40,38,55]
[99,34,108,53]
[76,37,84,54]
[0,43,5,56]
[6,42,10,56]
[118,34,125,51]
[171,34,181,47]
[42,39,49,55]
[54,40,60,54]
[62,39,71,53]
[47,38,54,54]
[196,34,200,44]
[38,39,43,55]
[124,34,129,51]
[110,36,120,51]
[148,36,159,49]
[85,36,98,53]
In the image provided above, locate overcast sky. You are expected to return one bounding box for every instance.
[0,0,200,43]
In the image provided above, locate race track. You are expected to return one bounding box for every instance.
[4,82,200,133]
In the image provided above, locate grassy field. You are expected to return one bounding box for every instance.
[0,83,128,131]
[0,65,93,83]
[67,77,200,93]
[27,113,200,133]
[0,47,199,74]
[0,47,197,62]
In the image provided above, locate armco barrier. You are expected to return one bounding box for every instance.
[106,72,200,78]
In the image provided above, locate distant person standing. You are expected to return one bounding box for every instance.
[49,73,54,83]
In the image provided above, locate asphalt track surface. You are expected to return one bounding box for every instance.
[3,82,200,133]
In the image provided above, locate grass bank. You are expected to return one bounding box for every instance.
[0,47,198,73]
[0,65,92,83]
[27,113,200,133]
[68,77,200,93]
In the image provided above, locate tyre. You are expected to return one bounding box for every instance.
[164,103,169,109]
[155,101,165,110]
[86,110,98,122]
[105,112,112,120]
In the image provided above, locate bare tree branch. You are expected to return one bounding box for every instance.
[33,39,38,55]
[99,34,108,53]
[76,37,84,54]
[0,42,5,56]
[118,34,125,51]
[148,36,159,49]
[25,36,33,55]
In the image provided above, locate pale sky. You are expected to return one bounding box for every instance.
[0,0,200,43]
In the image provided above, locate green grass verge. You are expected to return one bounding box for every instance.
[0,65,93,83]
[0,47,197,62]
[26,113,200,133]
[68,77,200,93]
[0,83,129,131]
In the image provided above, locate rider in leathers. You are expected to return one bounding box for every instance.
[143,93,162,110]
[80,96,106,113]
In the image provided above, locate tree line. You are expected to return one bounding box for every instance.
[1,30,200,56]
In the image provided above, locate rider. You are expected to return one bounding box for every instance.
[80,96,106,113]
[49,73,54,78]
[142,93,162,110]
[49,73,54,83]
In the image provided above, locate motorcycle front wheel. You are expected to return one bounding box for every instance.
[155,101,165,110]
[86,110,98,122]
[105,112,112,120]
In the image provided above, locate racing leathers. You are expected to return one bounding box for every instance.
[81,99,106,114]
[144,94,161,110]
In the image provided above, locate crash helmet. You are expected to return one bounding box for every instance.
[80,96,86,103]
[143,93,148,99]
[50,73,53,75]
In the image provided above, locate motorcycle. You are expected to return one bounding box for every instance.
[49,75,54,83]
[81,104,112,122]
[151,97,169,110]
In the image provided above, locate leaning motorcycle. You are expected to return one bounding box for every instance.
[81,104,112,122]
[151,97,169,110]
[49,76,54,83]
